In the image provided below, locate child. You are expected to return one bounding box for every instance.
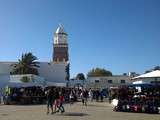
[57,92,65,113]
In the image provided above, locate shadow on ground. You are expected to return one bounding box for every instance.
[87,104,109,107]
[61,112,88,117]
[0,114,9,116]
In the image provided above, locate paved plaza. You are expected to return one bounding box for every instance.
[0,102,160,120]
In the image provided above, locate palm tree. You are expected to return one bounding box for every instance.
[11,52,40,75]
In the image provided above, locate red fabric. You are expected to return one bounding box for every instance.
[60,95,64,102]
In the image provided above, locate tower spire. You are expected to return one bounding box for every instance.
[53,25,69,63]
[55,24,66,34]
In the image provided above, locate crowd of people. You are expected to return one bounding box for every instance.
[113,84,160,113]
[45,87,108,114]
[2,86,45,104]
[45,88,65,114]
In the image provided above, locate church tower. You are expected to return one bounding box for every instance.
[53,24,69,64]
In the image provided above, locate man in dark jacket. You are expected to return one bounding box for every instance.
[83,89,88,106]
[46,89,54,114]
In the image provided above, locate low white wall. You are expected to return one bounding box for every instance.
[0,62,66,84]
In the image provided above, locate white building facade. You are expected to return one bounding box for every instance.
[86,75,132,89]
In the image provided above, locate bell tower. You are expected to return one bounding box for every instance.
[53,24,69,63]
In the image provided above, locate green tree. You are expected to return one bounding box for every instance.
[76,73,85,80]
[153,66,160,70]
[145,66,160,73]
[145,70,151,73]
[87,67,112,77]
[11,52,39,75]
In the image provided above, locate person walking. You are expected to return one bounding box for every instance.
[100,90,104,102]
[69,91,74,104]
[82,89,88,106]
[46,89,54,115]
[89,88,93,102]
[80,91,85,105]
[54,88,60,113]
[96,90,100,102]
[57,92,65,113]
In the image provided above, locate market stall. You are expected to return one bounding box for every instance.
[3,84,46,105]
[113,84,160,114]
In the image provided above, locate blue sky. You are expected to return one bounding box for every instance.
[0,0,160,77]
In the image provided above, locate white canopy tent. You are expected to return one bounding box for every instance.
[7,82,43,88]
[45,81,67,87]
[0,74,46,89]
[133,70,160,79]
[132,70,160,84]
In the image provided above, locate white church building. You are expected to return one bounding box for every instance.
[0,25,69,88]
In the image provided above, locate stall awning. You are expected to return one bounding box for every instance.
[46,81,66,87]
[133,70,160,79]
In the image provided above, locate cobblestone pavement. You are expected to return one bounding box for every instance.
[0,102,160,120]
